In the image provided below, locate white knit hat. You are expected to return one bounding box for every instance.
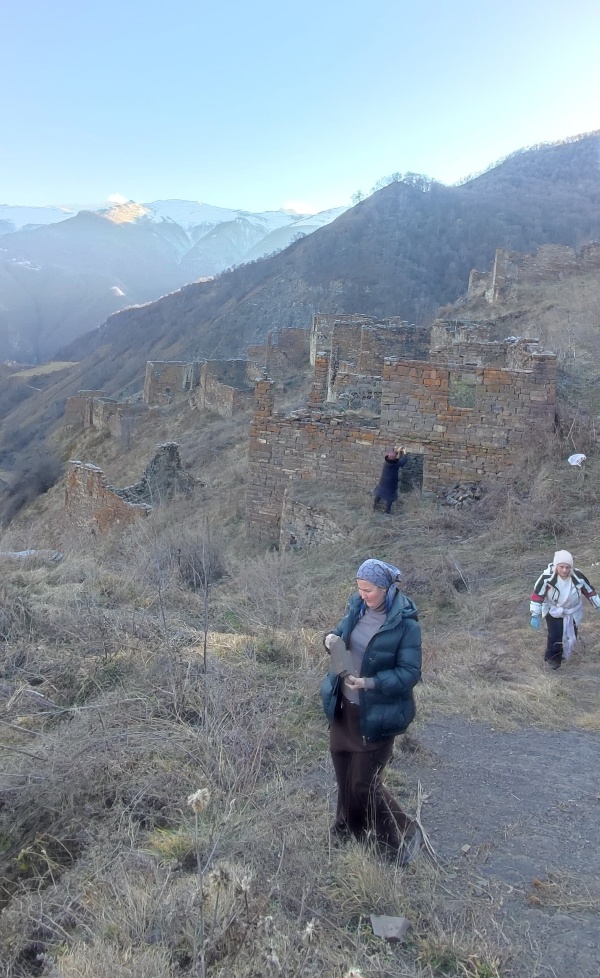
[553,549,573,568]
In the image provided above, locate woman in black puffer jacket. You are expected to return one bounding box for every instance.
[373,447,408,513]
[321,558,422,863]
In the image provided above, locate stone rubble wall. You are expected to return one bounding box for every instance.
[64,391,106,428]
[467,243,600,303]
[64,443,190,531]
[247,380,392,541]
[310,317,430,404]
[247,336,557,541]
[65,462,151,532]
[279,490,346,550]
[248,326,310,380]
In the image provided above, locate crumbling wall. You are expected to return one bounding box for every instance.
[280,487,347,550]
[249,327,310,380]
[247,337,557,541]
[379,353,556,490]
[143,361,190,405]
[65,462,151,532]
[479,243,600,303]
[429,320,543,367]
[247,381,391,541]
[64,391,106,428]
[201,374,254,416]
[311,317,430,404]
[64,443,191,531]
[118,442,191,505]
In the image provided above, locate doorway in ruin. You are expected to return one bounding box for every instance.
[400,452,424,493]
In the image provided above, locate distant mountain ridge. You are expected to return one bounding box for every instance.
[1,132,600,472]
[0,198,348,361]
[55,133,600,389]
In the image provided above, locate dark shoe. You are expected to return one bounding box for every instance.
[329,821,351,843]
[376,825,423,866]
[546,656,563,670]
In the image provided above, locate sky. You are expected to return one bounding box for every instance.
[2,0,599,213]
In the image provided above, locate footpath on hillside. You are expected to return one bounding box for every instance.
[395,662,600,977]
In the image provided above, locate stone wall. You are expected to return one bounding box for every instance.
[279,487,348,550]
[201,374,254,416]
[247,380,391,541]
[144,361,194,405]
[429,320,543,368]
[248,327,310,380]
[247,339,557,541]
[467,243,600,303]
[64,391,106,428]
[379,354,556,490]
[64,392,150,439]
[65,462,151,532]
[64,443,191,532]
[309,316,430,404]
[145,358,255,416]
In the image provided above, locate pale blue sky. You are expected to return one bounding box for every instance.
[2,0,599,212]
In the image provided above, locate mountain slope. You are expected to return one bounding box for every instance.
[59,133,600,375]
[2,133,600,465]
[0,199,344,359]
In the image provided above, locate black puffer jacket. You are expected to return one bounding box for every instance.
[374,454,407,502]
[321,589,421,741]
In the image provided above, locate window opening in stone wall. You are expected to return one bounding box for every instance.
[449,372,476,408]
[400,453,424,492]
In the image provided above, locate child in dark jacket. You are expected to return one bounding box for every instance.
[321,558,422,863]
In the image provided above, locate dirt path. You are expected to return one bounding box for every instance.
[399,716,600,977]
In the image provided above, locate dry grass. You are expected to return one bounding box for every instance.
[2,345,600,974]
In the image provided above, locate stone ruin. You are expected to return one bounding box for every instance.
[64,327,313,442]
[65,442,191,532]
[246,318,557,545]
[309,314,430,409]
[468,243,600,304]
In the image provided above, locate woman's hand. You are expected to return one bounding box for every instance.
[345,674,367,691]
[324,633,338,650]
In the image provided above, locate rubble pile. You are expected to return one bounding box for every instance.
[443,482,484,507]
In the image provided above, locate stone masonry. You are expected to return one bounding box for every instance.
[309,314,430,406]
[248,326,310,381]
[65,462,151,532]
[65,443,191,532]
[246,321,557,542]
[143,359,256,416]
[467,243,600,303]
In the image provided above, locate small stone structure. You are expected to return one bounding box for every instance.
[65,355,262,436]
[246,320,557,542]
[248,326,310,380]
[309,314,430,406]
[143,358,257,416]
[64,390,150,440]
[65,443,190,532]
[468,243,600,304]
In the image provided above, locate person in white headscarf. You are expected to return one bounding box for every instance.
[530,549,600,669]
[321,558,422,863]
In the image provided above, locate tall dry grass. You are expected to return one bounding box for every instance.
[1,363,600,974]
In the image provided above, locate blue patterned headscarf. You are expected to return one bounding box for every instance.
[356,559,402,614]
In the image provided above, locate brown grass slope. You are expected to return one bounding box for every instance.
[1,268,600,976]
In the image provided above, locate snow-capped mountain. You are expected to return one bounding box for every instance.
[0,197,349,361]
[0,204,79,232]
